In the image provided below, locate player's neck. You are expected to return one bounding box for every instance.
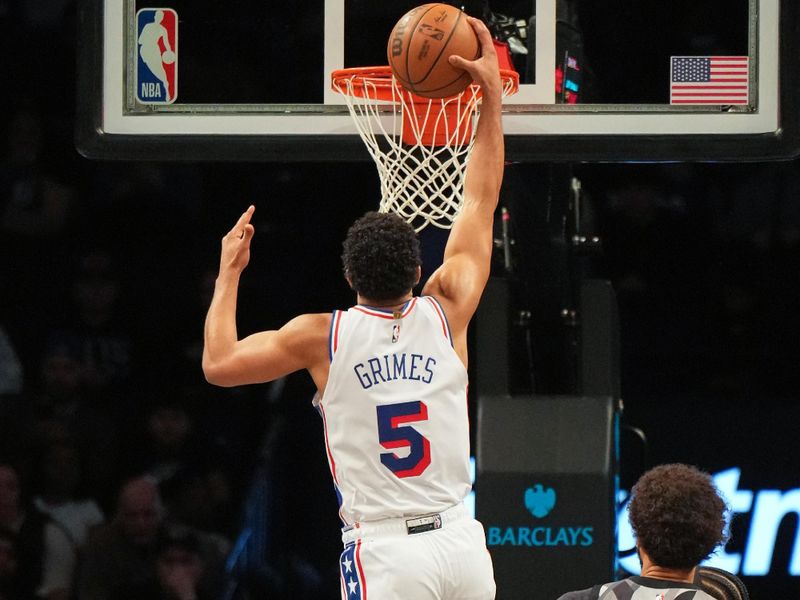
[357,293,413,310]
[638,548,696,584]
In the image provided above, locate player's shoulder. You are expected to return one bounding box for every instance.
[279,313,334,362]
[416,294,448,317]
[421,273,470,332]
[285,312,333,334]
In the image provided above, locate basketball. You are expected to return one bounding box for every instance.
[161,50,176,65]
[387,4,480,99]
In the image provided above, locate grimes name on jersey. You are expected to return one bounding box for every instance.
[353,353,437,389]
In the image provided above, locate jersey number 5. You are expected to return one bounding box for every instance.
[376,401,431,478]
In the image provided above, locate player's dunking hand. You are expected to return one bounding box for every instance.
[219,205,255,274]
[447,17,502,99]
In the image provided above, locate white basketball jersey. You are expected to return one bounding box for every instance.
[315,296,471,525]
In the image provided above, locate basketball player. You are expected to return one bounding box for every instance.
[203,16,502,599]
[556,464,728,600]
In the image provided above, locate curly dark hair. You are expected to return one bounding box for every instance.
[341,212,421,301]
[629,463,729,570]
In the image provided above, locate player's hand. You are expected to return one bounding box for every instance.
[448,17,501,97]
[220,205,255,275]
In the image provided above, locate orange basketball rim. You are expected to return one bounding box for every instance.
[331,65,519,147]
[330,56,518,232]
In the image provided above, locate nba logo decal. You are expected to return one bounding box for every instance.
[136,8,178,104]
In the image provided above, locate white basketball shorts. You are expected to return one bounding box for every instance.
[338,503,496,600]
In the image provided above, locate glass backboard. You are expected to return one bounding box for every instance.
[75,0,800,161]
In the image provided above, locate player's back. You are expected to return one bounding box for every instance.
[316,296,471,525]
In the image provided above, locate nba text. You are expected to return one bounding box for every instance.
[140,82,164,99]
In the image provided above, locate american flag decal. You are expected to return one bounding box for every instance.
[670,56,749,105]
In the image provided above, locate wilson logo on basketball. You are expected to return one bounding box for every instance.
[390,23,408,56]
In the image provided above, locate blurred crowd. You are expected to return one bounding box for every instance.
[0,4,352,599]
[0,97,349,600]
[578,160,800,399]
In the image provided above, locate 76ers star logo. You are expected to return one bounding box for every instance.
[135,8,178,104]
[340,541,365,598]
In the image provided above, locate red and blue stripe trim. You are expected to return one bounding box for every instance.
[353,297,418,319]
[425,296,453,346]
[316,402,348,525]
[329,309,343,361]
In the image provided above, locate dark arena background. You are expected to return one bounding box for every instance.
[1,0,799,599]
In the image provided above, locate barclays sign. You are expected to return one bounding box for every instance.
[487,525,593,547]
[475,395,619,599]
[485,482,596,549]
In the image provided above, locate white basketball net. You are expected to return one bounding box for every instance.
[332,70,516,231]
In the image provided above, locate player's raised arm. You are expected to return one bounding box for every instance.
[202,206,329,388]
[422,16,504,336]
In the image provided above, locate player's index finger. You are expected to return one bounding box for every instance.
[234,205,255,228]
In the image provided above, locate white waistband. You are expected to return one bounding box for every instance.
[341,503,468,544]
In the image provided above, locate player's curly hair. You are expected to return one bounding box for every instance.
[341,212,421,302]
[629,463,729,570]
